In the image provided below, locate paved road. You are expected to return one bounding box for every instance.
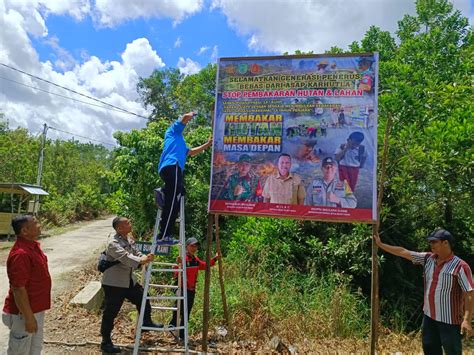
[0,217,114,351]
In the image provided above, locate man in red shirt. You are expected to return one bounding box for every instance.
[2,215,52,354]
[169,237,218,340]
[375,229,473,354]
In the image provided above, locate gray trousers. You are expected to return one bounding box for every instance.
[2,312,45,355]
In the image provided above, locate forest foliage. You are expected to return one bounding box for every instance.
[0,126,112,226]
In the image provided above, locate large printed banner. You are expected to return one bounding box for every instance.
[209,54,378,223]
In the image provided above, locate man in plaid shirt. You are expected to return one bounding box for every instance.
[374,229,473,355]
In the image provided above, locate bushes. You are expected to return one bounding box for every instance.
[189,261,370,342]
[40,183,107,226]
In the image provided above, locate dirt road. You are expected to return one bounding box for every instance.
[0,217,114,351]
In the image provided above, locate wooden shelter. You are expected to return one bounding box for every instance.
[0,183,49,235]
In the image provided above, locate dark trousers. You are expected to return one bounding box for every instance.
[422,315,462,355]
[170,289,195,339]
[101,282,152,342]
[159,164,184,238]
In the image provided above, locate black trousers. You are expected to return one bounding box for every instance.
[159,164,184,238]
[170,289,195,339]
[101,282,152,342]
[422,315,462,355]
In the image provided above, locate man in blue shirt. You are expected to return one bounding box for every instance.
[158,112,212,242]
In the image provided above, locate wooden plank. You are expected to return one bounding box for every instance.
[215,214,231,335]
[370,115,392,354]
[202,214,213,352]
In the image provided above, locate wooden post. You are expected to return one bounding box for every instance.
[202,214,213,352]
[214,214,231,334]
[370,225,380,355]
[370,116,393,354]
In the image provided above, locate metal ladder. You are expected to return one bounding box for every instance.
[133,195,189,355]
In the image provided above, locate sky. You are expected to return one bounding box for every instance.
[0,0,472,146]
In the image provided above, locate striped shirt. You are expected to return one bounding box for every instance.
[411,252,474,324]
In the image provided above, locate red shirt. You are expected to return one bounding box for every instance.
[3,237,52,314]
[175,254,217,291]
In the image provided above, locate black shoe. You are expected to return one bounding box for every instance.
[100,342,121,353]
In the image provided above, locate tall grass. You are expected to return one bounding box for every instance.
[189,258,370,343]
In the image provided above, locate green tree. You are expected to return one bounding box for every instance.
[137,68,184,121]
[175,64,217,120]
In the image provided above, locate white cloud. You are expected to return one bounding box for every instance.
[92,0,204,27]
[0,0,168,145]
[177,57,201,75]
[174,36,182,48]
[211,0,472,54]
[40,0,91,20]
[121,38,165,78]
[197,46,209,55]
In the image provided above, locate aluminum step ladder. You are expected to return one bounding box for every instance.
[133,195,189,355]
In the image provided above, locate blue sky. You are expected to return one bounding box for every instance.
[0,0,472,145]
[33,8,256,71]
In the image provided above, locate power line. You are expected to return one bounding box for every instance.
[0,76,139,115]
[0,62,150,120]
[48,126,116,147]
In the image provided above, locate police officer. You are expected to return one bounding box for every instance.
[305,157,357,208]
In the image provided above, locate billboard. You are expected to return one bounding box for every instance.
[209,53,378,223]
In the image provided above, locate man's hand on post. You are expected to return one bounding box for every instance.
[207,136,213,148]
[373,232,382,248]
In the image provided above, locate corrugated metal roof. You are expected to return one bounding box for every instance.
[0,183,49,195]
[20,185,49,195]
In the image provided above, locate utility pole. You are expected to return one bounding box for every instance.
[36,123,48,186]
[33,123,48,214]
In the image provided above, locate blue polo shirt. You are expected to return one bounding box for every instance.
[158,120,189,172]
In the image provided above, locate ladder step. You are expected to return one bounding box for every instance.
[152,261,179,267]
[147,295,185,301]
[151,268,183,273]
[141,325,185,332]
[156,242,182,247]
[149,284,178,290]
[152,306,178,311]
[165,326,185,331]
[149,284,178,289]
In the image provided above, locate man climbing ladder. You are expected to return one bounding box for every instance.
[157,112,212,242]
